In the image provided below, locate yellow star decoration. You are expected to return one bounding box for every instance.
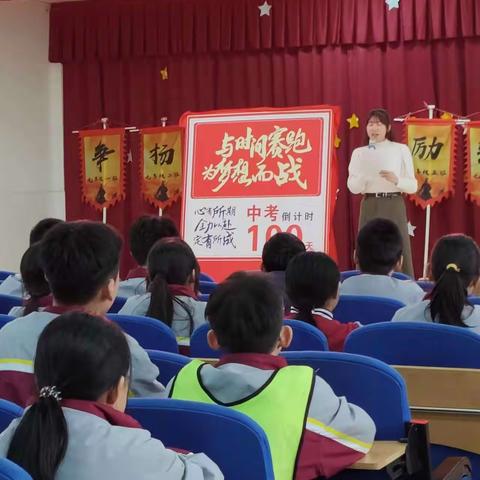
[441,112,453,120]
[160,66,168,80]
[334,135,342,148]
[347,113,360,129]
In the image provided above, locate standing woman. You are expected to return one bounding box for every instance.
[348,108,417,277]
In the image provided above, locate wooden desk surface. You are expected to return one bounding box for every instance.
[350,441,406,471]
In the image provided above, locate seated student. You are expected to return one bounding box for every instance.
[118,215,179,297]
[285,252,359,351]
[341,218,424,304]
[0,221,163,407]
[165,274,375,480]
[8,243,52,318]
[261,232,306,312]
[120,238,206,341]
[0,312,223,480]
[0,217,63,297]
[392,234,480,332]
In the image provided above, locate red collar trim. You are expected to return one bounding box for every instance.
[61,399,141,429]
[216,353,287,370]
[126,266,148,280]
[168,284,198,299]
[43,305,109,321]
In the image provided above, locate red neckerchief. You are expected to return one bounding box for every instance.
[168,284,198,300]
[23,294,53,308]
[126,266,148,280]
[216,352,287,370]
[62,399,141,429]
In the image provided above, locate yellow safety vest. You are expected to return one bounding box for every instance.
[170,359,314,480]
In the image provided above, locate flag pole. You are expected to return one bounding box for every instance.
[101,117,108,224]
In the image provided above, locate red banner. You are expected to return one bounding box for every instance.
[79,129,125,211]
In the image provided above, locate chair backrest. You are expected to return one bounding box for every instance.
[333,295,405,325]
[107,314,178,353]
[0,399,22,433]
[417,280,434,292]
[345,322,480,368]
[282,351,410,440]
[198,293,209,302]
[0,272,14,283]
[283,319,328,351]
[469,296,480,306]
[108,296,127,313]
[0,315,14,330]
[0,295,22,315]
[341,270,411,282]
[190,320,329,358]
[0,459,32,480]
[199,272,215,282]
[127,398,274,480]
[189,323,217,358]
[146,350,190,385]
[199,281,217,295]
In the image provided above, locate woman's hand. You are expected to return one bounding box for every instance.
[379,170,399,185]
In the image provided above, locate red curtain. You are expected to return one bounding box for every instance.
[55,0,480,278]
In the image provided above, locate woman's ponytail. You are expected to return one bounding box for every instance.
[7,390,67,480]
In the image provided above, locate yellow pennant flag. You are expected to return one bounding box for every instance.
[80,129,125,211]
[140,127,183,209]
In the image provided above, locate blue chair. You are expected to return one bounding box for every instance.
[199,281,217,295]
[417,280,434,292]
[190,320,329,358]
[127,398,274,480]
[0,295,22,315]
[469,296,480,306]
[199,293,209,302]
[108,314,178,353]
[333,295,405,325]
[341,270,411,282]
[0,459,32,480]
[283,351,410,440]
[0,399,22,433]
[200,272,215,282]
[283,319,328,351]
[0,315,14,330]
[345,322,480,368]
[108,296,127,313]
[146,350,190,385]
[0,271,14,283]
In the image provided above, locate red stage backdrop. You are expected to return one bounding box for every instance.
[50,0,480,279]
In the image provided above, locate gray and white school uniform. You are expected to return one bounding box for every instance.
[118,277,147,298]
[0,408,223,480]
[120,294,207,339]
[0,311,164,398]
[392,299,480,334]
[341,274,425,305]
[0,274,23,298]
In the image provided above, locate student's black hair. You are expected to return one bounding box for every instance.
[7,312,131,480]
[206,273,284,353]
[356,218,403,275]
[40,221,122,305]
[29,218,64,246]
[427,234,480,327]
[286,252,340,326]
[147,238,200,334]
[129,215,179,266]
[20,243,51,316]
[261,232,306,272]
[364,108,394,144]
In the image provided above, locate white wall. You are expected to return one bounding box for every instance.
[0,0,64,271]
